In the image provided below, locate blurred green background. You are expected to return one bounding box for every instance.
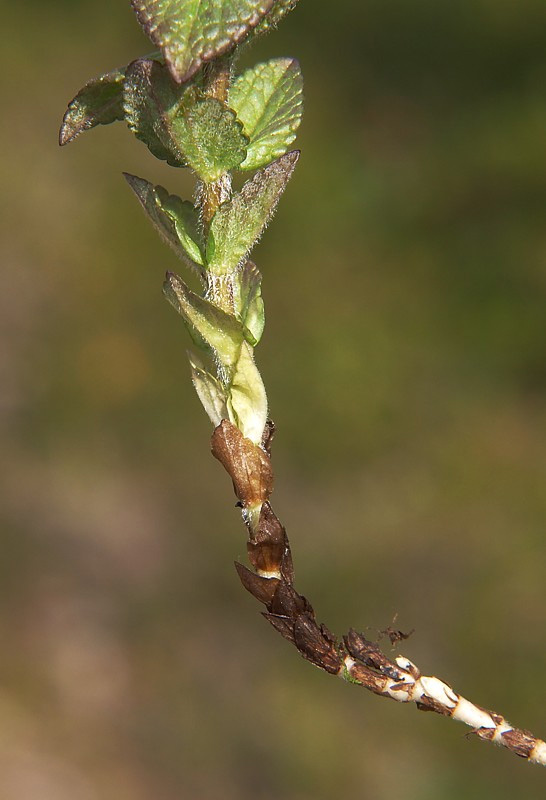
[1,1,545,797]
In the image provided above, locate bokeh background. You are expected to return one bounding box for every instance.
[2,1,546,798]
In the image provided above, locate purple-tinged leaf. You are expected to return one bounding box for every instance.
[131,0,275,83]
[59,65,126,146]
[123,58,189,167]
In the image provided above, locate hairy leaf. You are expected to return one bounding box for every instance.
[59,65,126,146]
[188,351,228,427]
[233,261,265,346]
[170,96,248,181]
[164,272,244,367]
[124,173,205,276]
[158,188,205,268]
[230,58,303,169]
[206,150,299,274]
[124,58,188,166]
[131,0,275,83]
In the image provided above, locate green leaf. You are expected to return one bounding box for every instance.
[229,58,303,170]
[59,65,126,146]
[233,261,265,346]
[123,58,188,166]
[158,188,205,268]
[227,341,268,444]
[188,351,228,427]
[164,272,244,368]
[124,173,205,276]
[190,337,267,444]
[131,0,276,83]
[206,150,299,274]
[170,96,248,182]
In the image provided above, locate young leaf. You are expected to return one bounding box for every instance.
[131,0,276,84]
[188,351,228,427]
[229,58,303,170]
[206,150,299,274]
[227,341,268,444]
[59,65,126,146]
[123,58,187,166]
[164,272,244,368]
[170,97,248,182]
[233,261,265,346]
[124,174,205,276]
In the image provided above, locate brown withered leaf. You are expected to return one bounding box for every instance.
[211,420,273,507]
[348,663,387,695]
[246,502,294,580]
[483,708,504,726]
[293,616,342,674]
[247,539,285,576]
[262,612,295,643]
[234,562,279,605]
[416,696,452,716]
[280,545,294,584]
[320,623,337,645]
[344,629,404,682]
[269,581,310,618]
[344,629,378,663]
[500,728,537,759]
[253,502,285,544]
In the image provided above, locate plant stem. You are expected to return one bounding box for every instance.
[196,55,236,314]
[198,56,234,234]
[211,418,546,766]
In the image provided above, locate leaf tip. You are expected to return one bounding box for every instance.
[280,149,301,177]
[275,149,300,179]
[59,112,81,147]
[58,123,70,147]
[280,56,300,72]
[166,56,194,86]
[162,271,178,303]
[122,171,138,187]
